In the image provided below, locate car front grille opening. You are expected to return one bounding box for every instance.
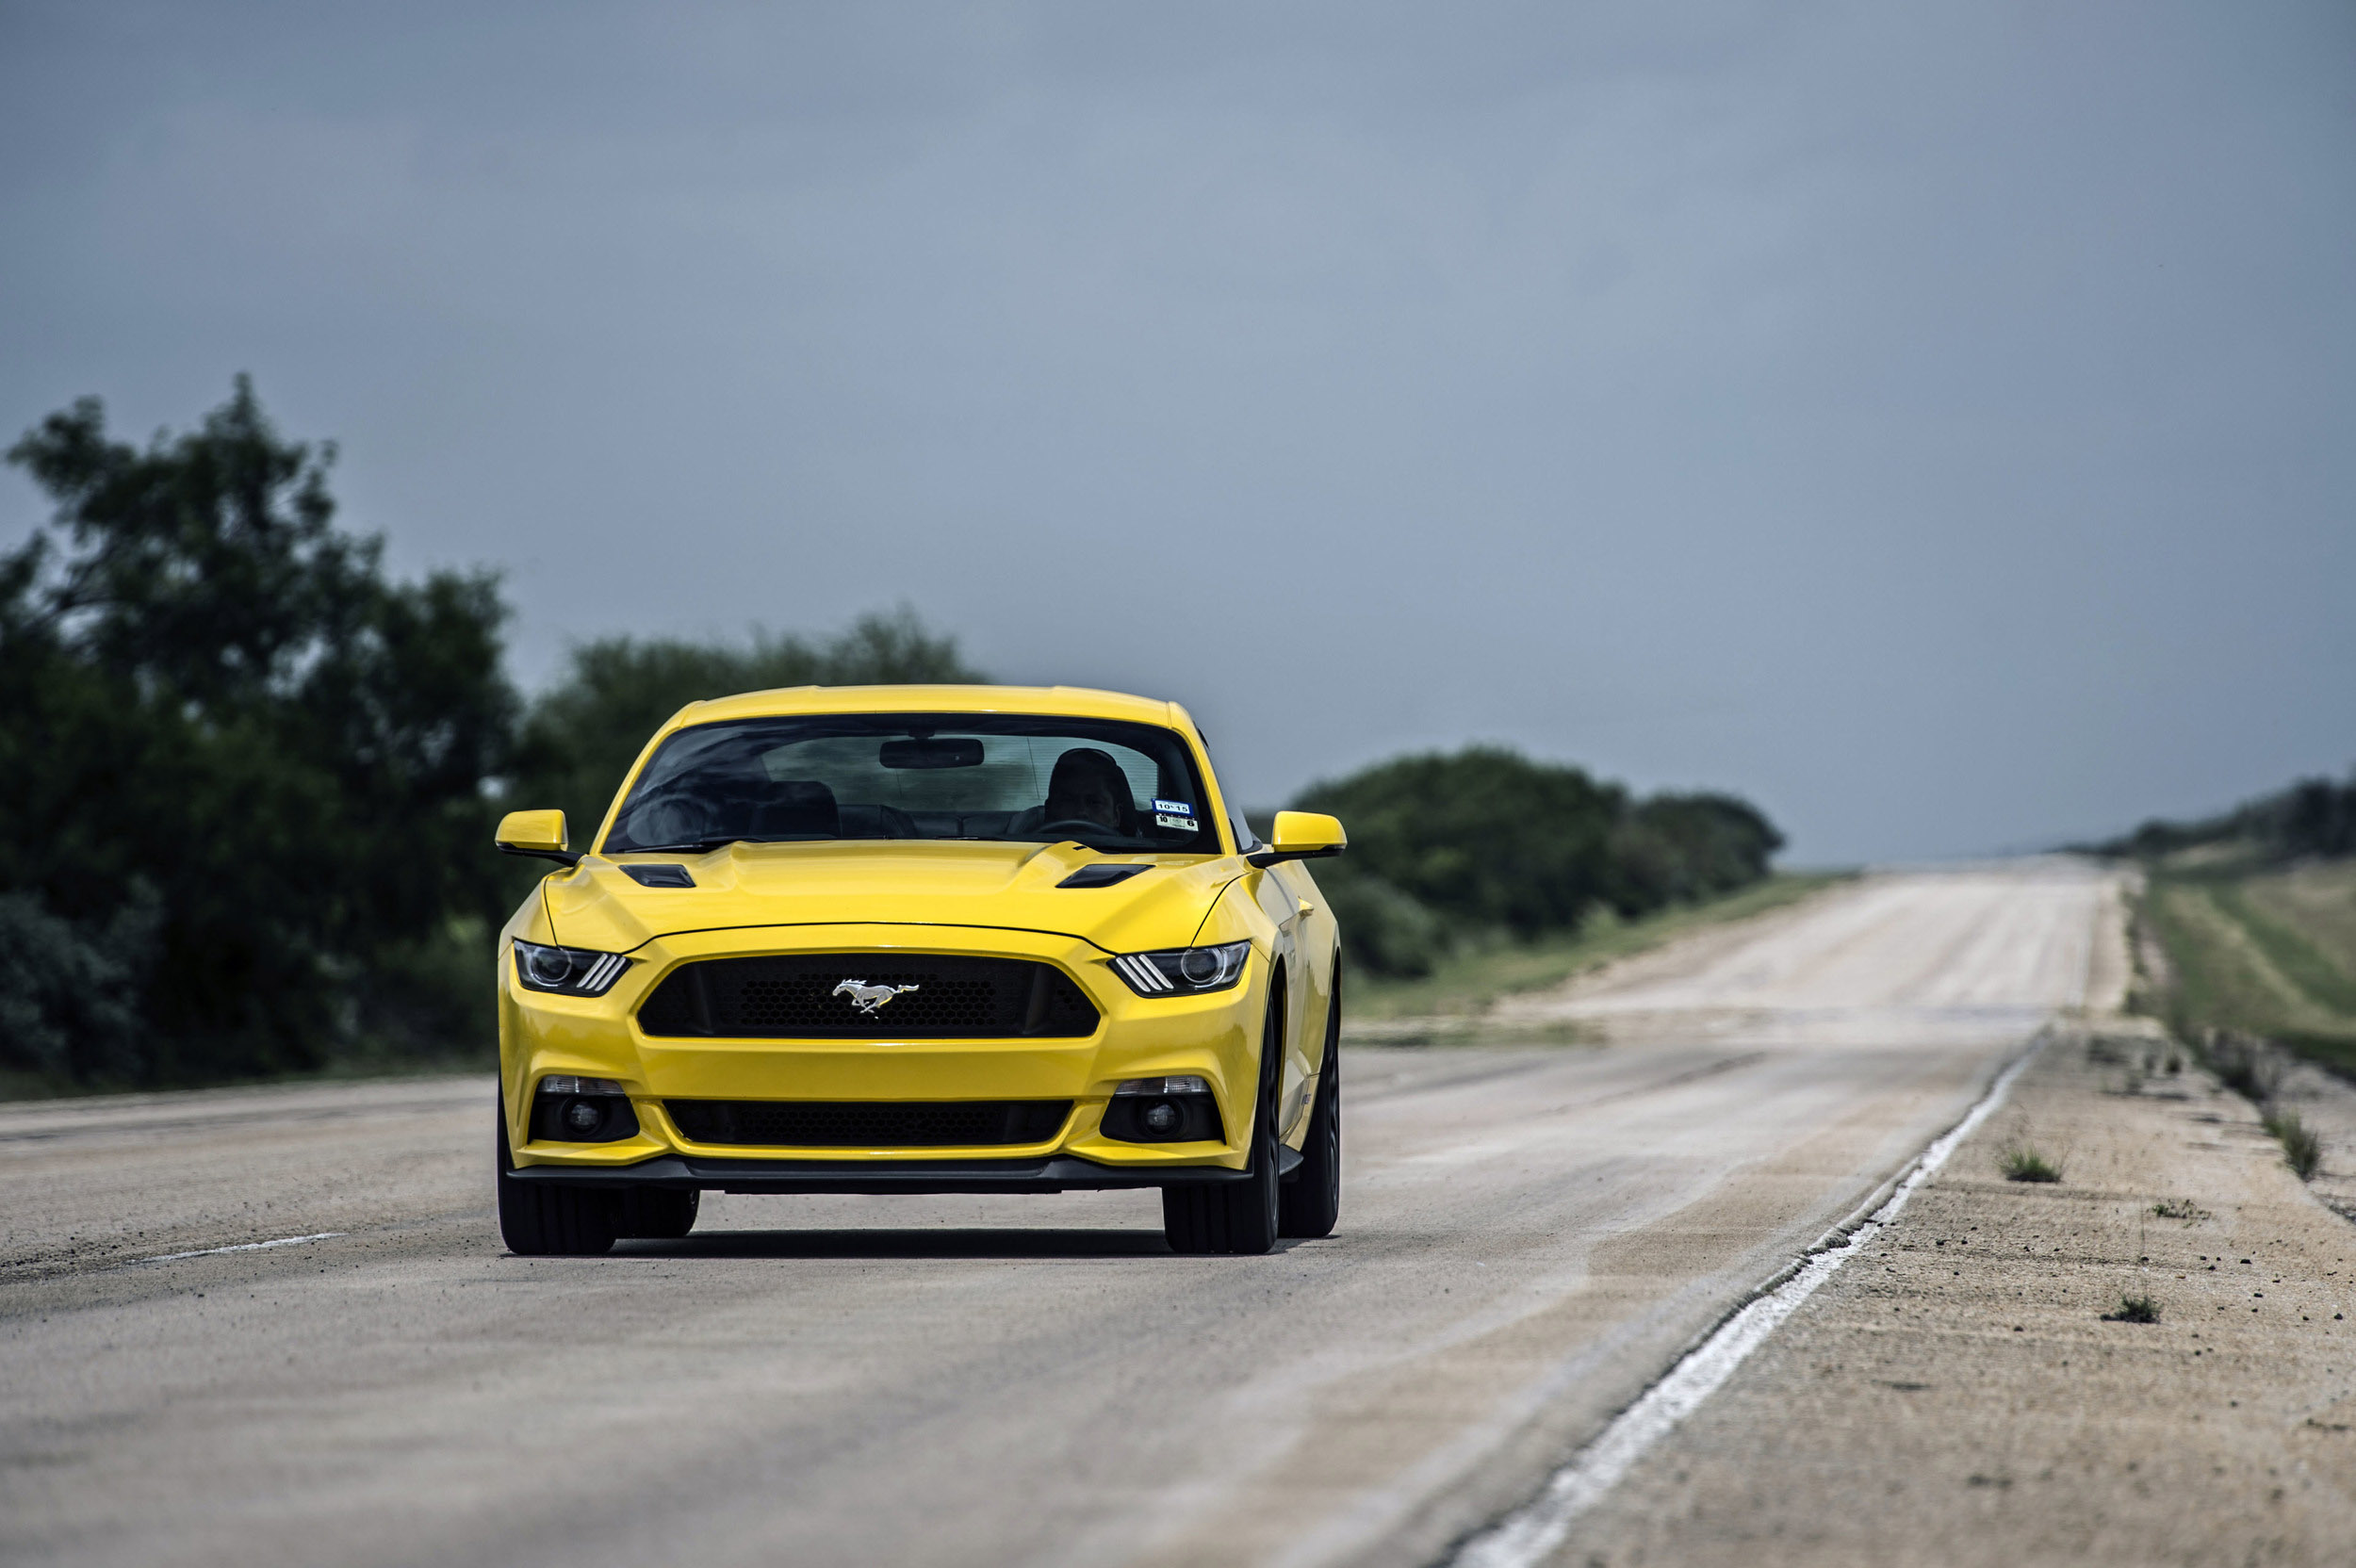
[664,1099,1073,1148]
[638,955,1100,1039]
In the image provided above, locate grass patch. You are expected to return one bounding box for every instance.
[1349,872,1849,1026]
[2215,882,2356,1014]
[2102,1294,2161,1324]
[1998,1144,2063,1184]
[2151,1198,2211,1222]
[2135,858,2356,1081]
[2263,1109,2324,1181]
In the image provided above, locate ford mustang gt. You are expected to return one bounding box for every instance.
[492,684,1347,1257]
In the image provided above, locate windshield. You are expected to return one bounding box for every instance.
[601,712,1224,856]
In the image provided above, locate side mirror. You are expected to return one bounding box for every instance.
[1246,810,1346,868]
[497,808,581,867]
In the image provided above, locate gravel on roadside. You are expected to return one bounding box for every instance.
[1558,1023,2356,1568]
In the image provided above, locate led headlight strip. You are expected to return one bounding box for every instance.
[1114,953,1175,992]
[580,953,627,990]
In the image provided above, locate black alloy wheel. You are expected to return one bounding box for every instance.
[1278,956,1341,1239]
[1161,982,1284,1255]
[619,1186,699,1240]
[496,1108,619,1256]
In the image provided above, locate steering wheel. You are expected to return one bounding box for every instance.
[1035,818,1120,838]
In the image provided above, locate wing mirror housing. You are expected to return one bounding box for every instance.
[1246,810,1347,868]
[497,808,581,867]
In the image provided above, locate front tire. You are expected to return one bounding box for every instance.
[1278,957,1341,1239]
[1162,985,1284,1255]
[497,1110,618,1256]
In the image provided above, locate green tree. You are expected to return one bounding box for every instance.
[2086,771,2356,863]
[1,378,517,1084]
[1292,746,1782,978]
[506,607,986,852]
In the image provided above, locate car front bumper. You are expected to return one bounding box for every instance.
[501,922,1266,1179]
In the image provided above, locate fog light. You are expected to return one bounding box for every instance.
[1102,1073,1223,1144]
[529,1079,640,1144]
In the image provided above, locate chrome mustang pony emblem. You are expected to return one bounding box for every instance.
[832,978,920,1015]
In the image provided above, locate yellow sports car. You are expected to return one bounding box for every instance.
[492,684,1347,1257]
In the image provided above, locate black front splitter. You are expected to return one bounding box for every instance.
[503,1152,1252,1195]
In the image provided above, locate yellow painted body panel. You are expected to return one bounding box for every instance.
[498,685,1341,1180]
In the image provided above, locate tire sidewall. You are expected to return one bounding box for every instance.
[1245,984,1284,1243]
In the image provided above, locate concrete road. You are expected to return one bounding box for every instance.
[0,863,2120,1568]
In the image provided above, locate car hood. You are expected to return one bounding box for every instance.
[540,839,1244,957]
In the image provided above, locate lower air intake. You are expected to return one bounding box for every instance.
[665,1099,1073,1148]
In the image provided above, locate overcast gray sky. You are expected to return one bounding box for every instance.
[4,1,2350,862]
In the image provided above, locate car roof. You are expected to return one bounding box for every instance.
[674,683,1192,732]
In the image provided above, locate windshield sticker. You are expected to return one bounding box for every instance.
[1154,813,1199,832]
[1153,799,1194,816]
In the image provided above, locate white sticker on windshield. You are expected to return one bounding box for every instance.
[1155,813,1199,832]
[1153,799,1194,816]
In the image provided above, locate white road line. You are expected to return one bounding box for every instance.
[1448,1034,2048,1568]
[135,1232,344,1265]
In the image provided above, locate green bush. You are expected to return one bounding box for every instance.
[1294,746,1782,977]
[1317,874,1452,979]
[1294,747,1628,937]
[0,885,160,1082]
[1613,792,1787,907]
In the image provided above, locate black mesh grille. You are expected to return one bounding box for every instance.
[665,1099,1072,1147]
[637,955,1100,1038]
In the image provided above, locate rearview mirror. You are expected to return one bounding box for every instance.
[496,808,581,867]
[1246,810,1346,867]
[879,737,985,770]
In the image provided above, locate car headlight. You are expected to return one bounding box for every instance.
[1109,940,1251,996]
[513,939,631,997]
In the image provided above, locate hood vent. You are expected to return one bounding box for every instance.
[1057,863,1149,889]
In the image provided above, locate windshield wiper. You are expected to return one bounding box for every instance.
[614,838,746,855]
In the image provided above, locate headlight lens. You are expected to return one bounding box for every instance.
[1109,940,1251,997]
[513,939,631,997]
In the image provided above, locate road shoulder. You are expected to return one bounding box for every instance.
[1560,1025,2356,1566]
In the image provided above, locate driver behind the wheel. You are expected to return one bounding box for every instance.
[1021,747,1139,836]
